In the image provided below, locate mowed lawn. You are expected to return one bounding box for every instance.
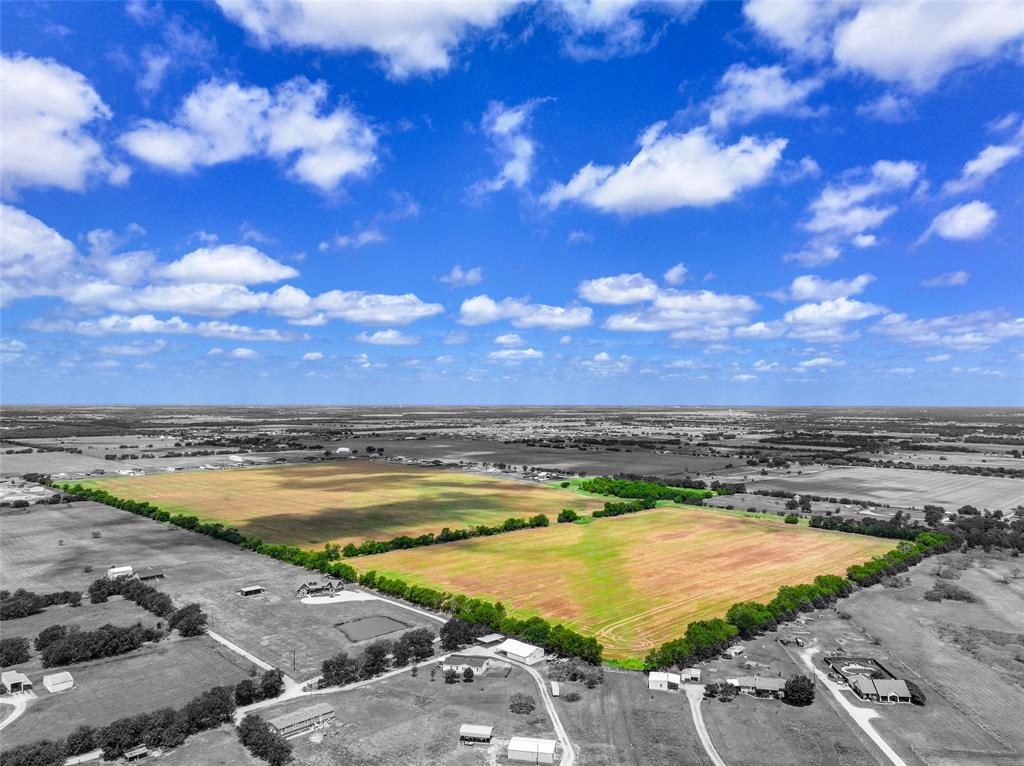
[82,462,605,549]
[356,507,896,659]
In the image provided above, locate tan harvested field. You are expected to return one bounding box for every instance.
[356,507,896,659]
[750,466,1024,510]
[81,461,606,549]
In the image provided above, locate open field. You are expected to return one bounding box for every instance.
[1,636,258,749]
[81,461,606,549]
[267,664,553,765]
[355,506,896,659]
[749,466,1024,510]
[1,502,441,678]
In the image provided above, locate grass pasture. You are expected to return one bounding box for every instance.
[354,506,896,659]
[82,461,606,549]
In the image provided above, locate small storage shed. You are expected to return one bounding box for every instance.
[724,645,745,658]
[458,724,493,743]
[43,671,74,693]
[648,671,681,692]
[1,671,32,693]
[107,565,134,579]
[507,736,557,764]
[681,667,702,682]
[236,585,265,597]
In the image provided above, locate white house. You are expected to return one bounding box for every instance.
[442,654,493,676]
[494,638,544,665]
[43,671,74,693]
[648,671,681,692]
[508,736,557,764]
[107,565,133,579]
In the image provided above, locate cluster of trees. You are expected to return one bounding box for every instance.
[593,499,657,518]
[87,576,208,636]
[646,530,954,670]
[924,581,977,603]
[1,636,30,667]
[549,658,604,688]
[509,692,536,714]
[784,675,815,705]
[320,627,435,687]
[37,622,164,668]
[4,685,236,766]
[0,589,81,620]
[809,515,924,541]
[234,669,286,706]
[557,509,579,523]
[784,514,800,524]
[340,514,551,557]
[579,477,713,504]
[238,714,292,766]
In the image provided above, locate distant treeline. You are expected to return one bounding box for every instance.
[593,499,657,518]
[645,528,955,670]
[580,477,714,503]
[341,513,551,557]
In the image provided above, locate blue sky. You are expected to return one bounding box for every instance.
[1,0,1022,405]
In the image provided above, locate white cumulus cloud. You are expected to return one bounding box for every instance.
[158,245,298,284]
[919,201,996,243]
[459,295,592,330]
[577,273,659,304]
[355,329,420,346]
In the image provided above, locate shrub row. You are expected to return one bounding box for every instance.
[809,515,923,541]
[88,577,208,636]
[579,477,714,504]
[0,589,81,621]
[320,628,435,687]
[340,513,551,557]
[645,529,955,670]
[592,499,657,518]
[3,685,236,766]
[360,571,602,663]
[37,623,165,668]
[55,483,605,665]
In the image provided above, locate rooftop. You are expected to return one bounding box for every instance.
[268,703,334,731]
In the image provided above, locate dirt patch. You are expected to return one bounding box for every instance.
[336,615,411,642]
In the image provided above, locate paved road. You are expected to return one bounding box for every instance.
[683,684,727,766]
[798,647,908,766]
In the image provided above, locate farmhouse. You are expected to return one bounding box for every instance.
[295,580,343,598]
[1,670,32,693]
[442,654,493,676]
[508,736,557,764]
[42,671,74,693]
[494,638,544,665]
[236,585,265,597]
[458,724,493,744]
[848,675,912,704]
[648,671,681,692]
[734,676,787,699]
[135,567,165,581]
[267,703,335,738]
[107,565,134,579]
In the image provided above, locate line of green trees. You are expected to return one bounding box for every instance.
[340,513,551,557]
[645,529,955,670]
[358,570,603,663]
[0,589,81,621]
[808,515,923,540]
[592,498,657,518]
[579,477,714,503]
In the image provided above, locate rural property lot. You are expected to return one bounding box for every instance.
[82,461,606,549]
[1,503,439,678]
[1,636,257,749]
[356,507,895,659]
[750,466,1024,510]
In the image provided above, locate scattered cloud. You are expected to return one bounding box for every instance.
[787,273,876,302]
[459,295,593,330]
[926,353,951,362]
[553,0,702,61]
[158,245,298,284]
[355,329,420,345]
[28,314,303,342]
[919,200,996,243]
[856,92,916,123]
[798,355,844,368]
[302,351,324,361]
[604,289,760,339]
[577,273,659,305]
[873,310,1024,350]
[707,64,823,130]
[120,77,377,192]
[439,265,484,288]
[942,135,1023,195]
[921,270,970,288]
[494,333,525,347]
[567,230,593,244]
[488,347,544,362]
[733,373,757,381]
[100,339,167,356]
[543,124,786,215]
[443,330,470,345]
[469,99,548,200]
[229,347,259,359]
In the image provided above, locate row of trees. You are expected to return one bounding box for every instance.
[88,576,208,637]
[320,627,436,687]
[234,668,286,706]
[0,589,81,621]
[646,529,955,670]
[593,499,657,518]
[4,685,237,766]
[37,622,164,668]
[809,515,924,541]
[238,714,291,766]
[578,477,714,504]
[340,513,551,557]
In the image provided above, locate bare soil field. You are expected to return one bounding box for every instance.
[805,550,1024,765]
[1,502,440,678]
[556,670,708,765]
[749,466,1024,510]
[81,461,606,549]
[1,636,258,749]
[357,506,895,659]
[264,664,552,765]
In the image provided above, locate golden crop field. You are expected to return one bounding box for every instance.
[81,461,606,549]
[356,507,896,659]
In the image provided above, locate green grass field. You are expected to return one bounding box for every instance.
[81,461,606,549]
[354,506,896,659]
